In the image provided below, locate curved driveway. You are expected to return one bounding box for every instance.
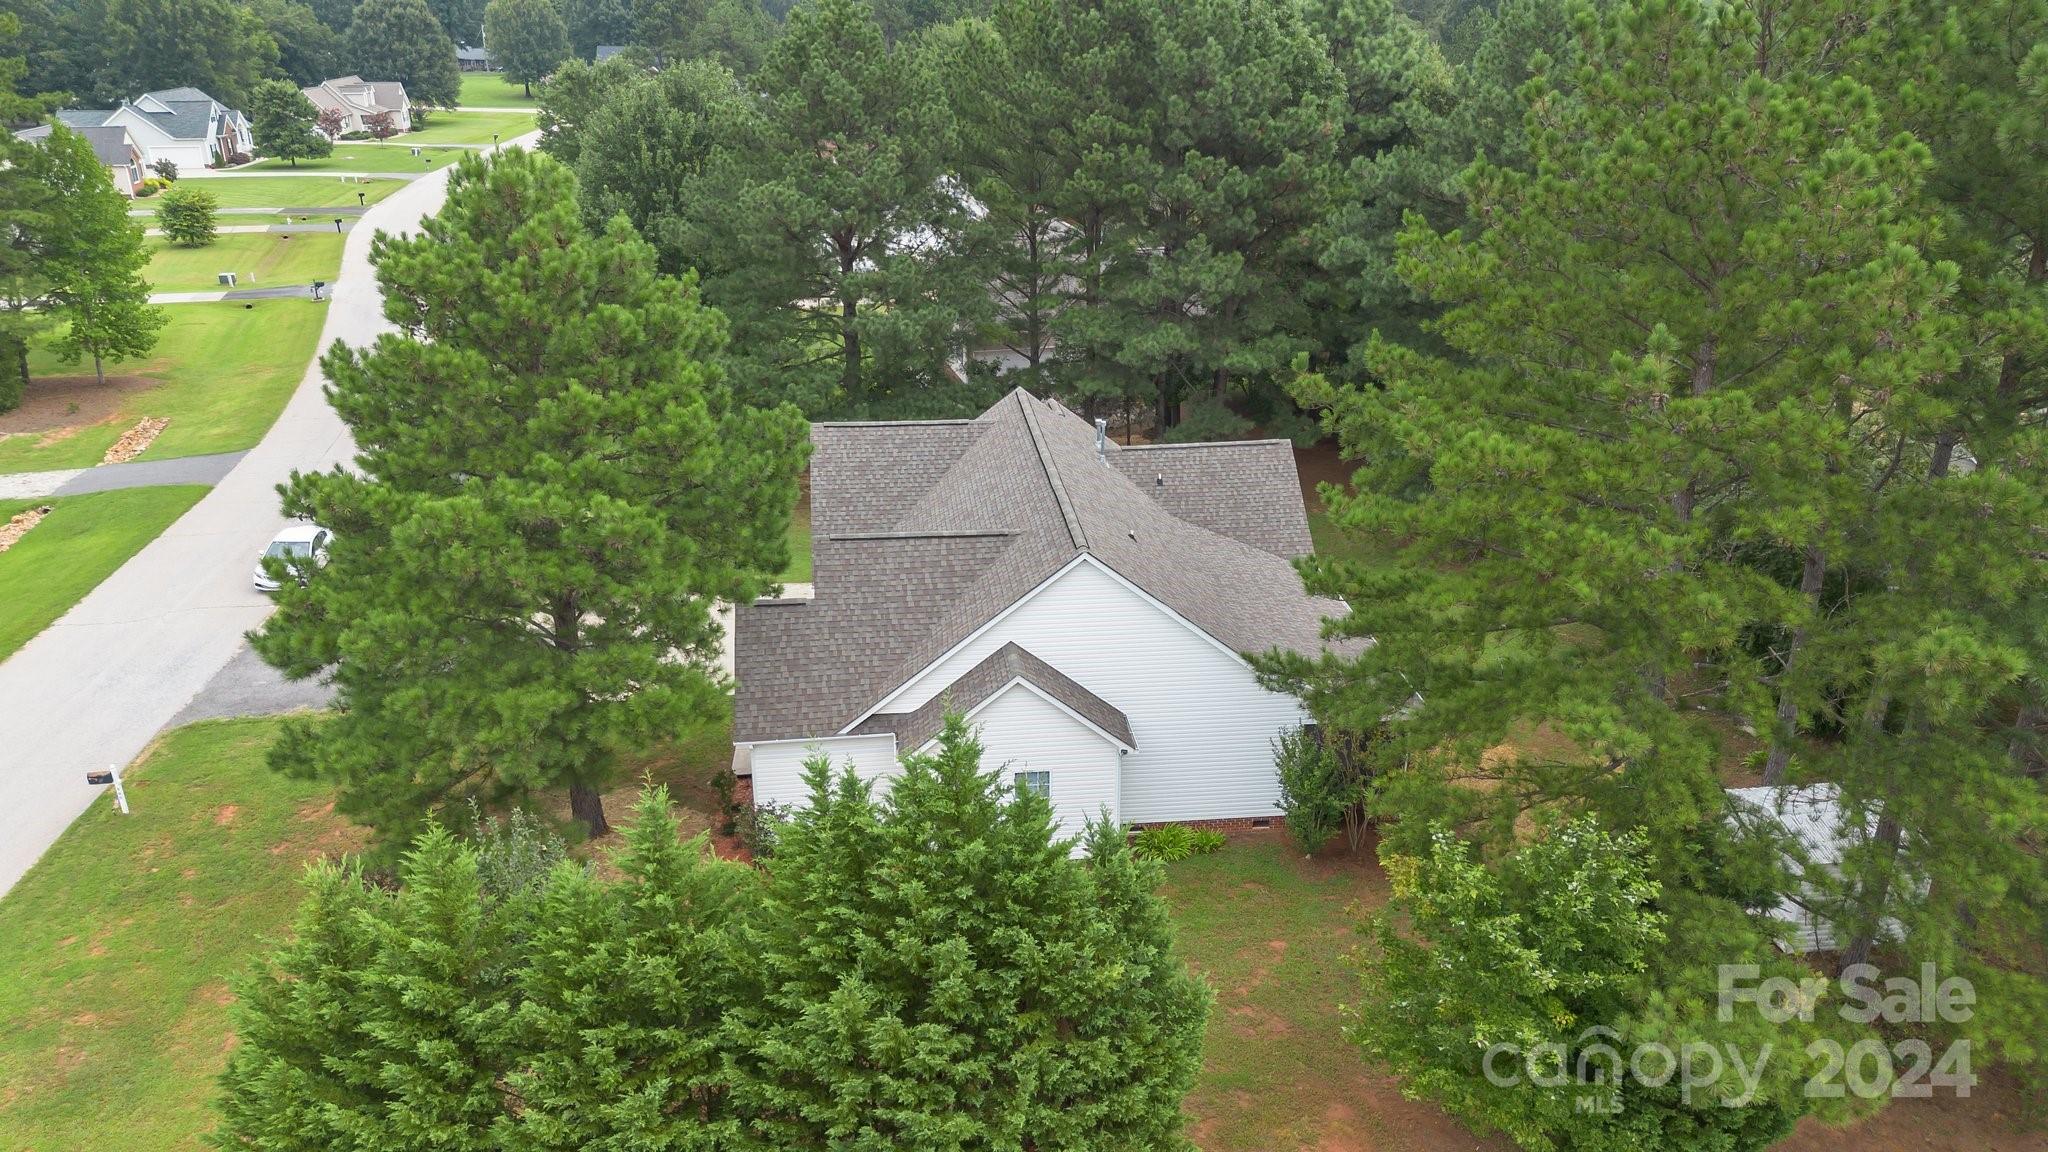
[0,137,534,895]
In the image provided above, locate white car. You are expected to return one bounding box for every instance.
[253,523,331,592]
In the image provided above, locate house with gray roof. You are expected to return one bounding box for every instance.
[302,76,412,137]
[53,87,252,170]
[733,388,1350,839]
[14,122,145,195]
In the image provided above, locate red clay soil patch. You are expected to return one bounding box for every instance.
[0,374,155,443]
[1777,1067,2045,1152]
[102,416,168,463]
[0,504,52,553]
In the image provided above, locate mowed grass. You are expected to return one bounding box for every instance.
[0,719,358,1152]
[1160,836,1513,1152]
[245,145,470,174]
[459,70,541,107]
[134,175,405,211]
[145,232,344,293]
[782,500,812,582]
[6,299,327,472]
[400,109,537,145]
[0,486,209,660]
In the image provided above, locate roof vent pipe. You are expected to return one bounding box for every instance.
[1095,417,1107,460]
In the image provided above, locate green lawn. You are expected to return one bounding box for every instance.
[0,486,210,660]
[459,70,541,107]
[1159,836,1515,1152]
[0,719,356,1152]
[134,175,405,211]
[782,501,812,582]
[399,109,537,146]
[244,144,470,174]
[145,232,344,293]
[5,299,327,472]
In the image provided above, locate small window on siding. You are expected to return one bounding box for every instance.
[1014,771,1050,799]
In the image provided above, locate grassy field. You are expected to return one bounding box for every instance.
[134,175,405,211]
[5,299,327,472]
[245,144,470,174]
[400,109,537,146]
[0,719,358,1152]
[0,486,209,660]
[145,232,344,293]
[459,70,541,107]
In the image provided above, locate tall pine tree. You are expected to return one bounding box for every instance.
[251,148,806,845]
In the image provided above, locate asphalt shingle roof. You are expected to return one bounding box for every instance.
[851,641,1134,752]
[733,388,1347,743]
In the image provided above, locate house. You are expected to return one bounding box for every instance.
[594,45,628,62]
[56,87,252,170]
[456,45,493,71]
[1725,783,1907,954]
[732,388,1352,840]
[14,123,145,195]
[301,76,412,137]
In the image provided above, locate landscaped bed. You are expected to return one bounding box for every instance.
[0,486,209,660]
[4,299,327,473]
[144,232,344,293]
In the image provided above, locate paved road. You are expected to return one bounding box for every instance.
[0,135,537,896]
[151,285,329,304]
[146,223,358,237]
[0,452,248,501]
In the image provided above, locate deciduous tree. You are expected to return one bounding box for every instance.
[155,183,219,246]
[483,0,570,95]
[346,0,461,108]
[32,125,162,384]
[250,148,806,843]
[246,78,333,166]
[561,0,631,61]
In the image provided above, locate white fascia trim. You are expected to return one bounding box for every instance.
[839,552,1250,736]
[734,733,898,751]
[912,676,1135,756]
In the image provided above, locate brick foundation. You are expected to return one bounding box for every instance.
[732,775,754,808]
[1129,814,1285,835]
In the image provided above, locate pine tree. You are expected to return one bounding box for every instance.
[484,0,570,95]
[1060,0,1345,431]
[704,0,984,416]
[726,717,1211,1150]
[346,0,461,109]
[250,148,807,845]
[246,78,333,167]
[1268,0,2034,1134]
[31,125,162,386]
[505,788,755,1150]
[214,830,523,1150]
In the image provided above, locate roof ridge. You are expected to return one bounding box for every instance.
[1014,391,1086,551]
[1116,439,1296,451]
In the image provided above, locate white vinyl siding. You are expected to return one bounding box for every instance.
[879,558,1306,824]
[939,682,1121,843]
[744,733,899,811]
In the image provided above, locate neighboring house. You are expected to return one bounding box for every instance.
[594,44,628,62]
[733,388,1351,841]
[55,87,253,170]
[1725,783,1908,954]
[302,76,413,137]
[14,122,145,195]
[457,45,493,71]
